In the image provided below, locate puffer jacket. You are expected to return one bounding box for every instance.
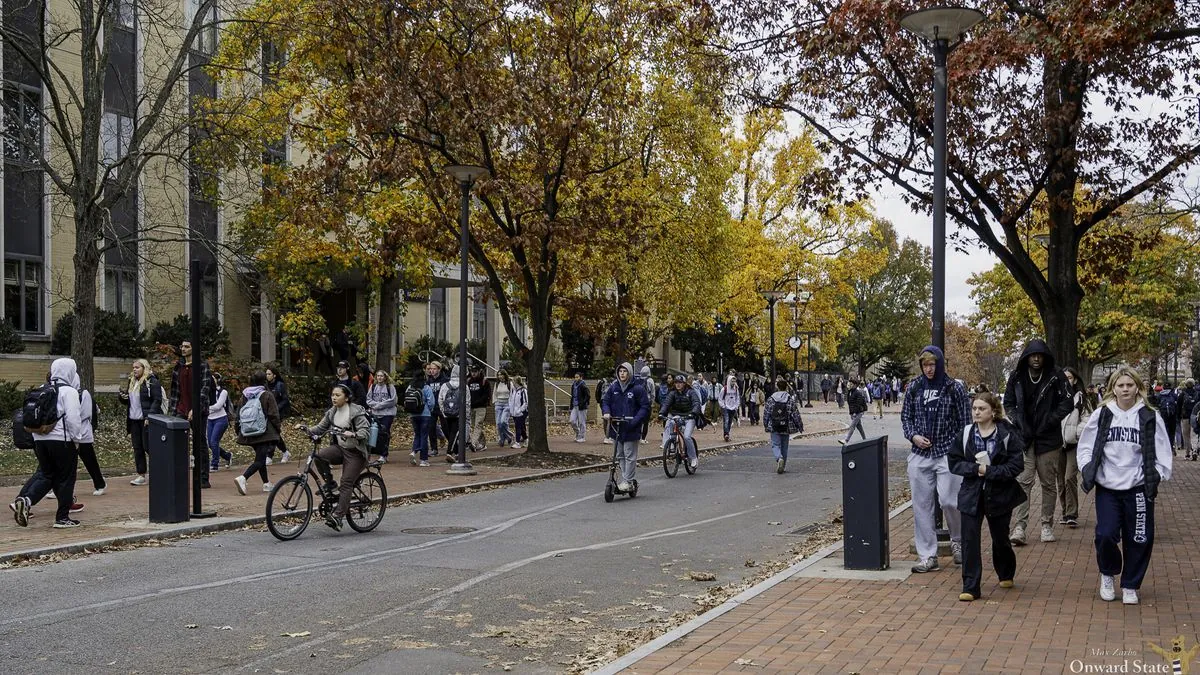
[948,420,1028,517]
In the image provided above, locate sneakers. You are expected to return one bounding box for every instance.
[999,580,1015,589]
[130,475,147,486]
[958,592,977,602]
[410,452,418,466]
[911,557,940,573]
[70,503,85,514]
[617,481,631,492]
[1040,525,1056,542]
[776,458,785,474]
[1100,575,1116,601]
[262,482,274,492]
[222,450,233,467]
[689,458,698,469]
[1122,588,1139,605]
[12,497,30,527]
[53,518,81,529]
[574,438,586,444]
[265,456,273,465]
[511,443,521,449]
[376,456,387,463]
[1065,517,1078,528]
[325,513,342,531]
[418,461,430,467]
[1009,524,1027,546]
[281,451,291,463]
[235,475,248,496]
[209,464,220,472]
[92,486,106,496]
[951,541,963,566]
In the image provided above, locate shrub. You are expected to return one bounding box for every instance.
[0,379,26,416]
[150,314,231,357]
[0,320,25,354]
[288,374,335,414]
[400,335,455,379]
[50,310,146,358]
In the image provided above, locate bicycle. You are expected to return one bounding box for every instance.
[661,414,698,478]
[265,428,388,541]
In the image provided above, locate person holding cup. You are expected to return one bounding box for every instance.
[948,392,1028,601]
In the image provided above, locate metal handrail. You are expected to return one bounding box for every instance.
[419,348,573,415]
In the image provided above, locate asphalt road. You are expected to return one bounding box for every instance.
[1,413,909,675]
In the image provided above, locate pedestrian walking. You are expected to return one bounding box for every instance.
[508,376,528,448]
[424,361,448,456]
[1057,366,1093,528]
[300,382,371,532]
[820,375,832,404]
[840,378,869,445]
[120,358,162,486]
[439,364,469,460]
[764,377,803,473]
[207,373,233,471]
[493,370,513,447]
[265,366,292,463]
[569,371,590,443]
[638,366,654,443]
[747,381,763,425]
[467,364,491,451]
[719,371,740,442]
[407,372,435,466]
[365,370,397,461]
[1176,378,1197,460]
[601,363,649,493]
[948,392,1026,601]
[901,346,971,573]
[1156,381,1179,455]
[232,371,281,495]
[333,360,366,406]
[11,359,86,528]
[1003,339,1073,546]
[75,377,105,498]
[835,376,845,408]
[1077,366,1173,605]
[169,340,212,487]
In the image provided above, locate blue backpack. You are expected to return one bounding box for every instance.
[239,392,269,437]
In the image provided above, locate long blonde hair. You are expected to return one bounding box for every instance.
[128,358,153,393]
[1101,366,1149,408]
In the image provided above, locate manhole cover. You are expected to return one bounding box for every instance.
[401,526,477,535]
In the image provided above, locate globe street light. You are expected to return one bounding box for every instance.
[901,5,985,350]
[444,164,489,476]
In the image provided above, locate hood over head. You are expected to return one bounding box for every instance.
[617,362,633,390]
[448,365,462,388]
[1017,339,1057,373]
[243,385,266,397]
[918,345,948,386]
[639,365,651,378]
[50,358,79,388]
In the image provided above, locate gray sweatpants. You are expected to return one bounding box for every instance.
[570,408,588,440]
[615,440,638,483]
[907,452,962,560]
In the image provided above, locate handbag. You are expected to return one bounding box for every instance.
[1061,392,1083,444]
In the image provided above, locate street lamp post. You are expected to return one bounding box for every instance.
[901,5,985,350]
[759,290,790,384]
[444,164,489,476]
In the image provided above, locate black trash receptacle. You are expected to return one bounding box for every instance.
[841,435,889,570]
[147,414,190,523]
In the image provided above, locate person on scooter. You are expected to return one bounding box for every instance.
[659,374,701,469]
[601,362,650,493]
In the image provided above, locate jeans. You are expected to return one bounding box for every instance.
[411,415,430,461]
[1013,447,1064,530]
[31,440,78,521]
[843,413,866,443]
[907,453,962,559]
[661,417,697,460]
[495,405,512,445]
[207,416,230,468]
[428,412,441,455]
[722,408,736,437]
[769,432,790,460]
[374,415,394,457]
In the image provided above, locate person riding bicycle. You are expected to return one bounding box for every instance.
[659,374,701,469]
[297,384,371,532]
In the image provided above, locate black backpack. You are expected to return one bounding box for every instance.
[22,383,62,434]
[11,408,34,449]
[403,384,424,414]
[769,396,791,433]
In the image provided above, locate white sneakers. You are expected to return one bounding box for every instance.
[1040,525,1056,542]
[617,481,631,492]
[511,443,521,449]
[1122,588,1139,605]
[689,458,698,469]
[281,451,291,463]
[262,482,274,493]
[235,475,248,496]
[93,487,106,496]
[418,461,430,467]
[130,475,147,486]
[1100,575,1116,601]
[265,456,273,465]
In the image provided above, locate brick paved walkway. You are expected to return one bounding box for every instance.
[621,456,1200,674]
[1,417,841,561]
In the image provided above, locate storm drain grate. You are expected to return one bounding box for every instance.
[401,526,478,535]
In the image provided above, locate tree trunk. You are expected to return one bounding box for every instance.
[375,273,402,373]
[71,211,103,391]
[523,336,550,455]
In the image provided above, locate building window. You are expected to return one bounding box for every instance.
[472,288,487,341]
[101,112,134,165]
[511,314,526,342]
[429,288,446,342]
[186,0,218,54]
[3,259,42,333]
[201,278,218,320]
[104,267,138,321]
[3,84,42,164]
[113,0,136,29]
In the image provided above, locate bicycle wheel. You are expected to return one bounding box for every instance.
[662,440,679,478]
[266,476,313,541]
[347,471,387,533]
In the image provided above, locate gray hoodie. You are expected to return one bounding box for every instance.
[617,362,634,392]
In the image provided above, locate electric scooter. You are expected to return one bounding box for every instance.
[603,417,638,502]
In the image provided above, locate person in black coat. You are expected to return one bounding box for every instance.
[948,392,1028,602]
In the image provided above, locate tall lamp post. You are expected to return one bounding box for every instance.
[759,290,791,384]
[444,164,489,476]
[901,5,985,350]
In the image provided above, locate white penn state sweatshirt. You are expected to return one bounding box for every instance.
[1076,401,1173,491]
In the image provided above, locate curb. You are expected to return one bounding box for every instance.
[590,499,915,675]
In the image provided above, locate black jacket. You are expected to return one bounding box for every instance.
[1002,340,1073,454]
[847,387,868,415]
[948,420,1028,517]
[334,376,367,406]
[1176,385,1197,427]
[571,379,590,410]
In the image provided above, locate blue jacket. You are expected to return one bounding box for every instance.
[901,345,971,458]
[601,375,649,442]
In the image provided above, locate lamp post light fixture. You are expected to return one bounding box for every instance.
[444,164,489,476]
[901,5,986,350]
[760,290,791,384]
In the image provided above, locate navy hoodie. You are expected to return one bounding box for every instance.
[900,345,971,458]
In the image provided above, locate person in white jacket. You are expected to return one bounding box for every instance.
[1076,366,1173,606]
[12,358,85,528]
[207,373,233,471]
[506,377,529,448]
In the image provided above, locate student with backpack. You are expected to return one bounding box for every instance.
[11,358,86,528]
[405,373,435,466]
[438,364,468,461]
[119,358,163,486]
[207,373,233,472]
[492,370,514,448]
[763,377,803,474]
[947,392,1026,601]
[232,371,282,495]
[507,376,529,448]
[265,366,292,463]
[365,369,397,461]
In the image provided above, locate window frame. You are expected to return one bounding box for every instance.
[3,257,43,334]
[103,266,139,322]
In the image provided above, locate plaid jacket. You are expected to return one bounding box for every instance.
[168,359,212,416]
[901,376,971,458]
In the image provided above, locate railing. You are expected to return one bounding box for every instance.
[420,348,573,417]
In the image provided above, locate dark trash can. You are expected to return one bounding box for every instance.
[147,414,190,523]
[841,435,889,570]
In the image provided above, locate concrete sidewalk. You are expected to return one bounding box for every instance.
[604,455,1200,674]
[1,415,842,564]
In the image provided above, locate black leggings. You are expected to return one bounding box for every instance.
[77,442,105,490]
[241,442,274,483]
